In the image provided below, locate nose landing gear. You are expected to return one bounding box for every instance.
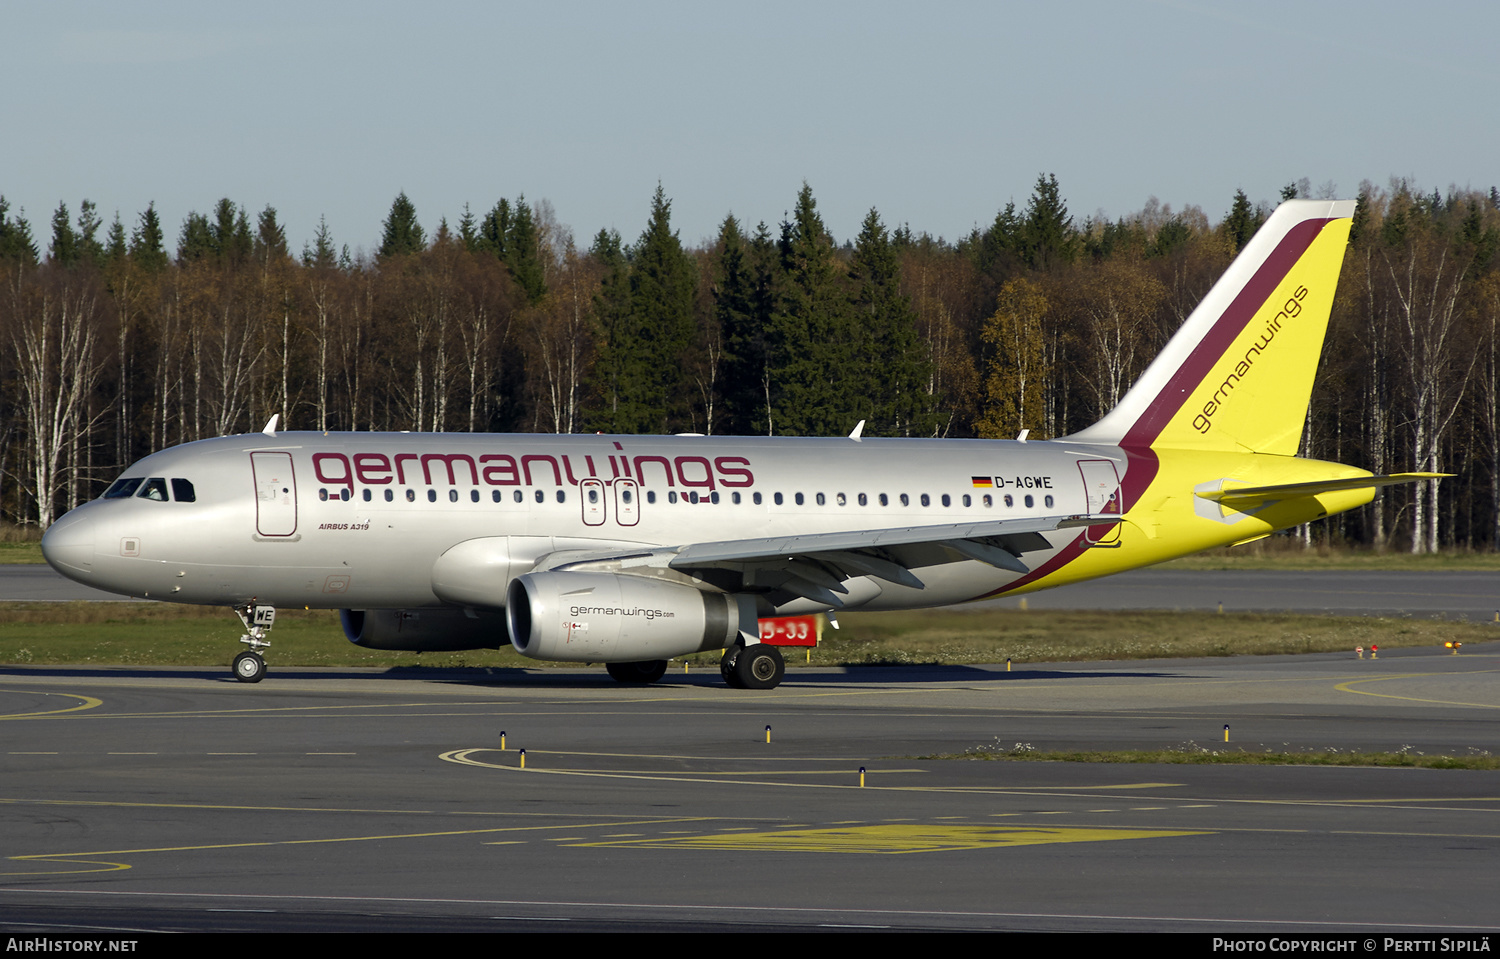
[231,602,276,683]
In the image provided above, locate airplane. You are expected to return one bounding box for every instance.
[40,199,1438,689]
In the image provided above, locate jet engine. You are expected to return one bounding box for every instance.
[340,607,506,651]
[507,571,741,662]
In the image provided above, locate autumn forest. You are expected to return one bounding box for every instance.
[1,175,1497,553]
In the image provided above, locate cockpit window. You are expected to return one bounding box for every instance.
[136,477,169,502]
[171,478,196,503]
[103,477,143,499]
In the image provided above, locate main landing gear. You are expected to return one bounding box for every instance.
[720,642,785,690]
[230,602,276,683]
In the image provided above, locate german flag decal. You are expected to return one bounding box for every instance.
[971,476,994,488]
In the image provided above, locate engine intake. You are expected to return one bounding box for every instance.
[507,571,739,662]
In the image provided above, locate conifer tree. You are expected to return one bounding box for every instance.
[1224,189,1257,252]
[177,211,214,262]
[1020,174,1075,271]
[76,200,105,267]
[130,203,168,273]
[505,196,547,303]
[714,213,764,434]
[0,196,39,265]
[620,186,699,431]
[302,215,337,269]
[976,201,1022,277]
[255,206,289,262]
[478,199,511,259]
[586,227,634,431]
[850,208,935,435]
[105,214,127,262]
[210,198,253,265]
[766,183,857,436]
[457,203,479,253]
[49,202,78,265]
[378,192,425,257]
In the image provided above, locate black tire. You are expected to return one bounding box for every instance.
[720,643,745,688]
[605,660,668,684]
[232,651,265,684]
[733,644,784,690]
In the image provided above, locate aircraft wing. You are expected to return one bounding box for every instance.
[539,514,1098,607]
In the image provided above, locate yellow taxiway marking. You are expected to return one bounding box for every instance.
[1334,671,1500,709]
[569,823,1208,854]
[0,690,103,721]
[3,816,714,877]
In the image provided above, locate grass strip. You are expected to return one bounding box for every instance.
[921,744,1500,770]
[1,603,1490,669]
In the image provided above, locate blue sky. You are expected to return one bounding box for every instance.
[4,1,1496,255]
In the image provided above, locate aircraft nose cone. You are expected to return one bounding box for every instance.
[41,512,95,577]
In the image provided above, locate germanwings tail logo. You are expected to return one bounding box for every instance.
[1069,199,1356,456]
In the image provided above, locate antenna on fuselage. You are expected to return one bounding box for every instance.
[848,420,865,441]
[262,414,279,437]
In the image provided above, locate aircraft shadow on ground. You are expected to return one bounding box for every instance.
[0,662,1194,687]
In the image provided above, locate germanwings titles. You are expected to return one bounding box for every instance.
[41,200,1434,689]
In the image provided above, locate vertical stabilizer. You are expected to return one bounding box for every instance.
[1068,199,1355,455]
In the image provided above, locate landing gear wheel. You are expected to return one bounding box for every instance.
[733,644,784,690]
[720,643,745,689]
[232,650,266,684]
[605,660,668,684]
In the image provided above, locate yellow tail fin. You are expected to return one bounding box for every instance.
[1070,199,1355,455]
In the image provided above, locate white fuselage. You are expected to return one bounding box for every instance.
[43,431,1116,613]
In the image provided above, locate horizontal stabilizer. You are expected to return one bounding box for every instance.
[1196,472,1450,508]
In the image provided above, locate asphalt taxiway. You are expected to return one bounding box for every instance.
[2,644,1497,932]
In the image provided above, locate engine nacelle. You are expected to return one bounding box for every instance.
[507,571,740,663]
[340,608,506,651]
